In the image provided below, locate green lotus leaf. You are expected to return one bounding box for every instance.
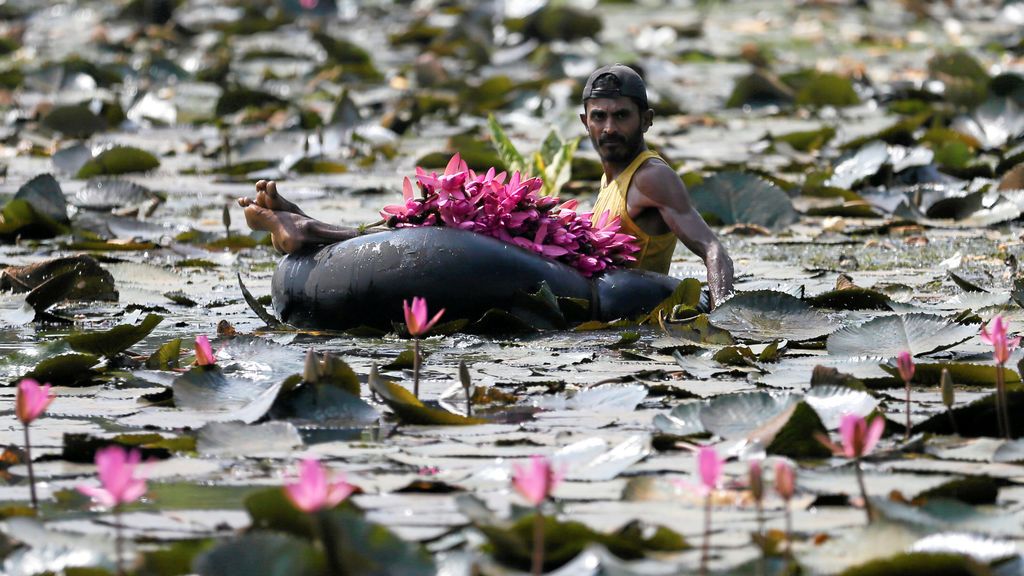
[76,146,160,178]
[710,290,839,342]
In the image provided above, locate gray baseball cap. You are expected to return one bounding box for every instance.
[581,64,649,110]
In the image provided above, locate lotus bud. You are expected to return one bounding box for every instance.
[748,460,764,502]
[303,348,319,383]
[459,360,471,391]
[222,203,231,236]
[941,368,954,409]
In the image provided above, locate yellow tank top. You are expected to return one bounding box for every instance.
[590,150,677,275]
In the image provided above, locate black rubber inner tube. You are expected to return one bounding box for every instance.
[271,226,705,331]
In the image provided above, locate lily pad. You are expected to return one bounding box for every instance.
[689,172,798,231]
[369,368,485,425]
[838,551,989,576]
[699,391,800,439]
[196,421,303,456]
[41,104,108,138]
[145,338,181,370]
[709,290,840,342]
[73,178,157,211]
[806,287,892,311]
[15,174,69,225]
[65,313,162,357]
[193,532,321,576]
[826,314,976,357]
[267,379,379,425]
[318,507,436,576]
[76,146,160,178]
[929,50,990,108]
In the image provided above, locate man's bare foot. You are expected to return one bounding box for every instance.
[240,201,311,254]
[237,180,308,217]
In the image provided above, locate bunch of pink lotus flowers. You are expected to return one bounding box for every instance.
[382,154,640,276]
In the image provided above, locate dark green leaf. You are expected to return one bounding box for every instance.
[193,532,322,576]
[689,172,798,231]
[76,147,160,178]
[65,314,163,357]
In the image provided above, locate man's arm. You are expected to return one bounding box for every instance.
[631,163,735,308]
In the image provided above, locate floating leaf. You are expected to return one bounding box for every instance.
[196,421,303,456]
[689,172,798,231]
[15,174,69,225]
[791,72,860,108]
[194,532,321,576]
[65,313,162,357]
[41,104,107,138]
[318,508,436,576]
[663,314,735,345]
[21,352,100,386]
[699,391,800,439]
[709,290,840,342]
[838,551,990,576]
[915,390,1024,438]
[73,178,156,211]
[763,401,832,458]
[145,338,181,370]
[726,69,796,108]
[267,380,378,425]
[806,287,892,310]
[76,146,160,178]
[368,369,485,425]
[826,314,976,357]
[238,273,282,328]
[929,51,990,108]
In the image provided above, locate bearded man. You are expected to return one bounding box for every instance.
[581,64,734,307]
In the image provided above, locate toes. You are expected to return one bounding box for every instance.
[237,197,252,207]
[255,180,267,193]
[266,181,279,199]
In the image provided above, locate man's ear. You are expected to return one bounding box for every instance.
[579,111,587,127]
[642,109,654,132]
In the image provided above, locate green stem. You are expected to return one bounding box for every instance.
[115,506,125,576]
[755,498,765,576]
[904,378,911,441]
[413,338,421,399]
[947,407,959,436]
[465,386,472,418]
[532,510,544,576]
[316,511,345,576]
[854,458,872,524]
[701,493,712,576]
[784,498,793,559]
[23,425,37,510]
[998,364,1011,439]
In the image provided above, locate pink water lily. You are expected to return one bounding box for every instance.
[77,446,148,508]
[381,155,639,276]
[896,351,914,383]
[697,446,724,494]
[284,458,356,513]
[980,315,1020,365]
[403,297,445,337]
[16,379,54,425]
[512,455,564,506]
[194,335,216,366]
[820,414,884,459]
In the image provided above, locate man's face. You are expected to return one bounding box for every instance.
[580,96,652,164]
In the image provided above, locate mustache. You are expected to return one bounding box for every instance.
[598,135,626,146]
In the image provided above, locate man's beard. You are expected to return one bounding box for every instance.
[593,130,644,164]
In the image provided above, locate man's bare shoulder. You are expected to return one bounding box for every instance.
[631,155,687,207]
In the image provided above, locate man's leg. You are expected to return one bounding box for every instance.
[238,180,362,254]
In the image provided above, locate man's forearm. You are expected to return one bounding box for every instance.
[704,243,734,309]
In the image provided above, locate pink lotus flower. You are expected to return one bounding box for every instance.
[284,458,356,513]
[403,297,445,337]
[381,155,640,277]
[194,335,216,366]
[697,446,724,494]
[512,455,564,506]
[77,446,148,508]
[897,351,914,383]
[16,379,54,425]
[819,414,885,459]
[774,461,795,500]
[300,0,318,8]
[980,315,1021,365]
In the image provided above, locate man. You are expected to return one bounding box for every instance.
[239,63,734,306]
[581,63,734,307]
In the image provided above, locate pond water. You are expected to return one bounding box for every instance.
[1,0,1024,574]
